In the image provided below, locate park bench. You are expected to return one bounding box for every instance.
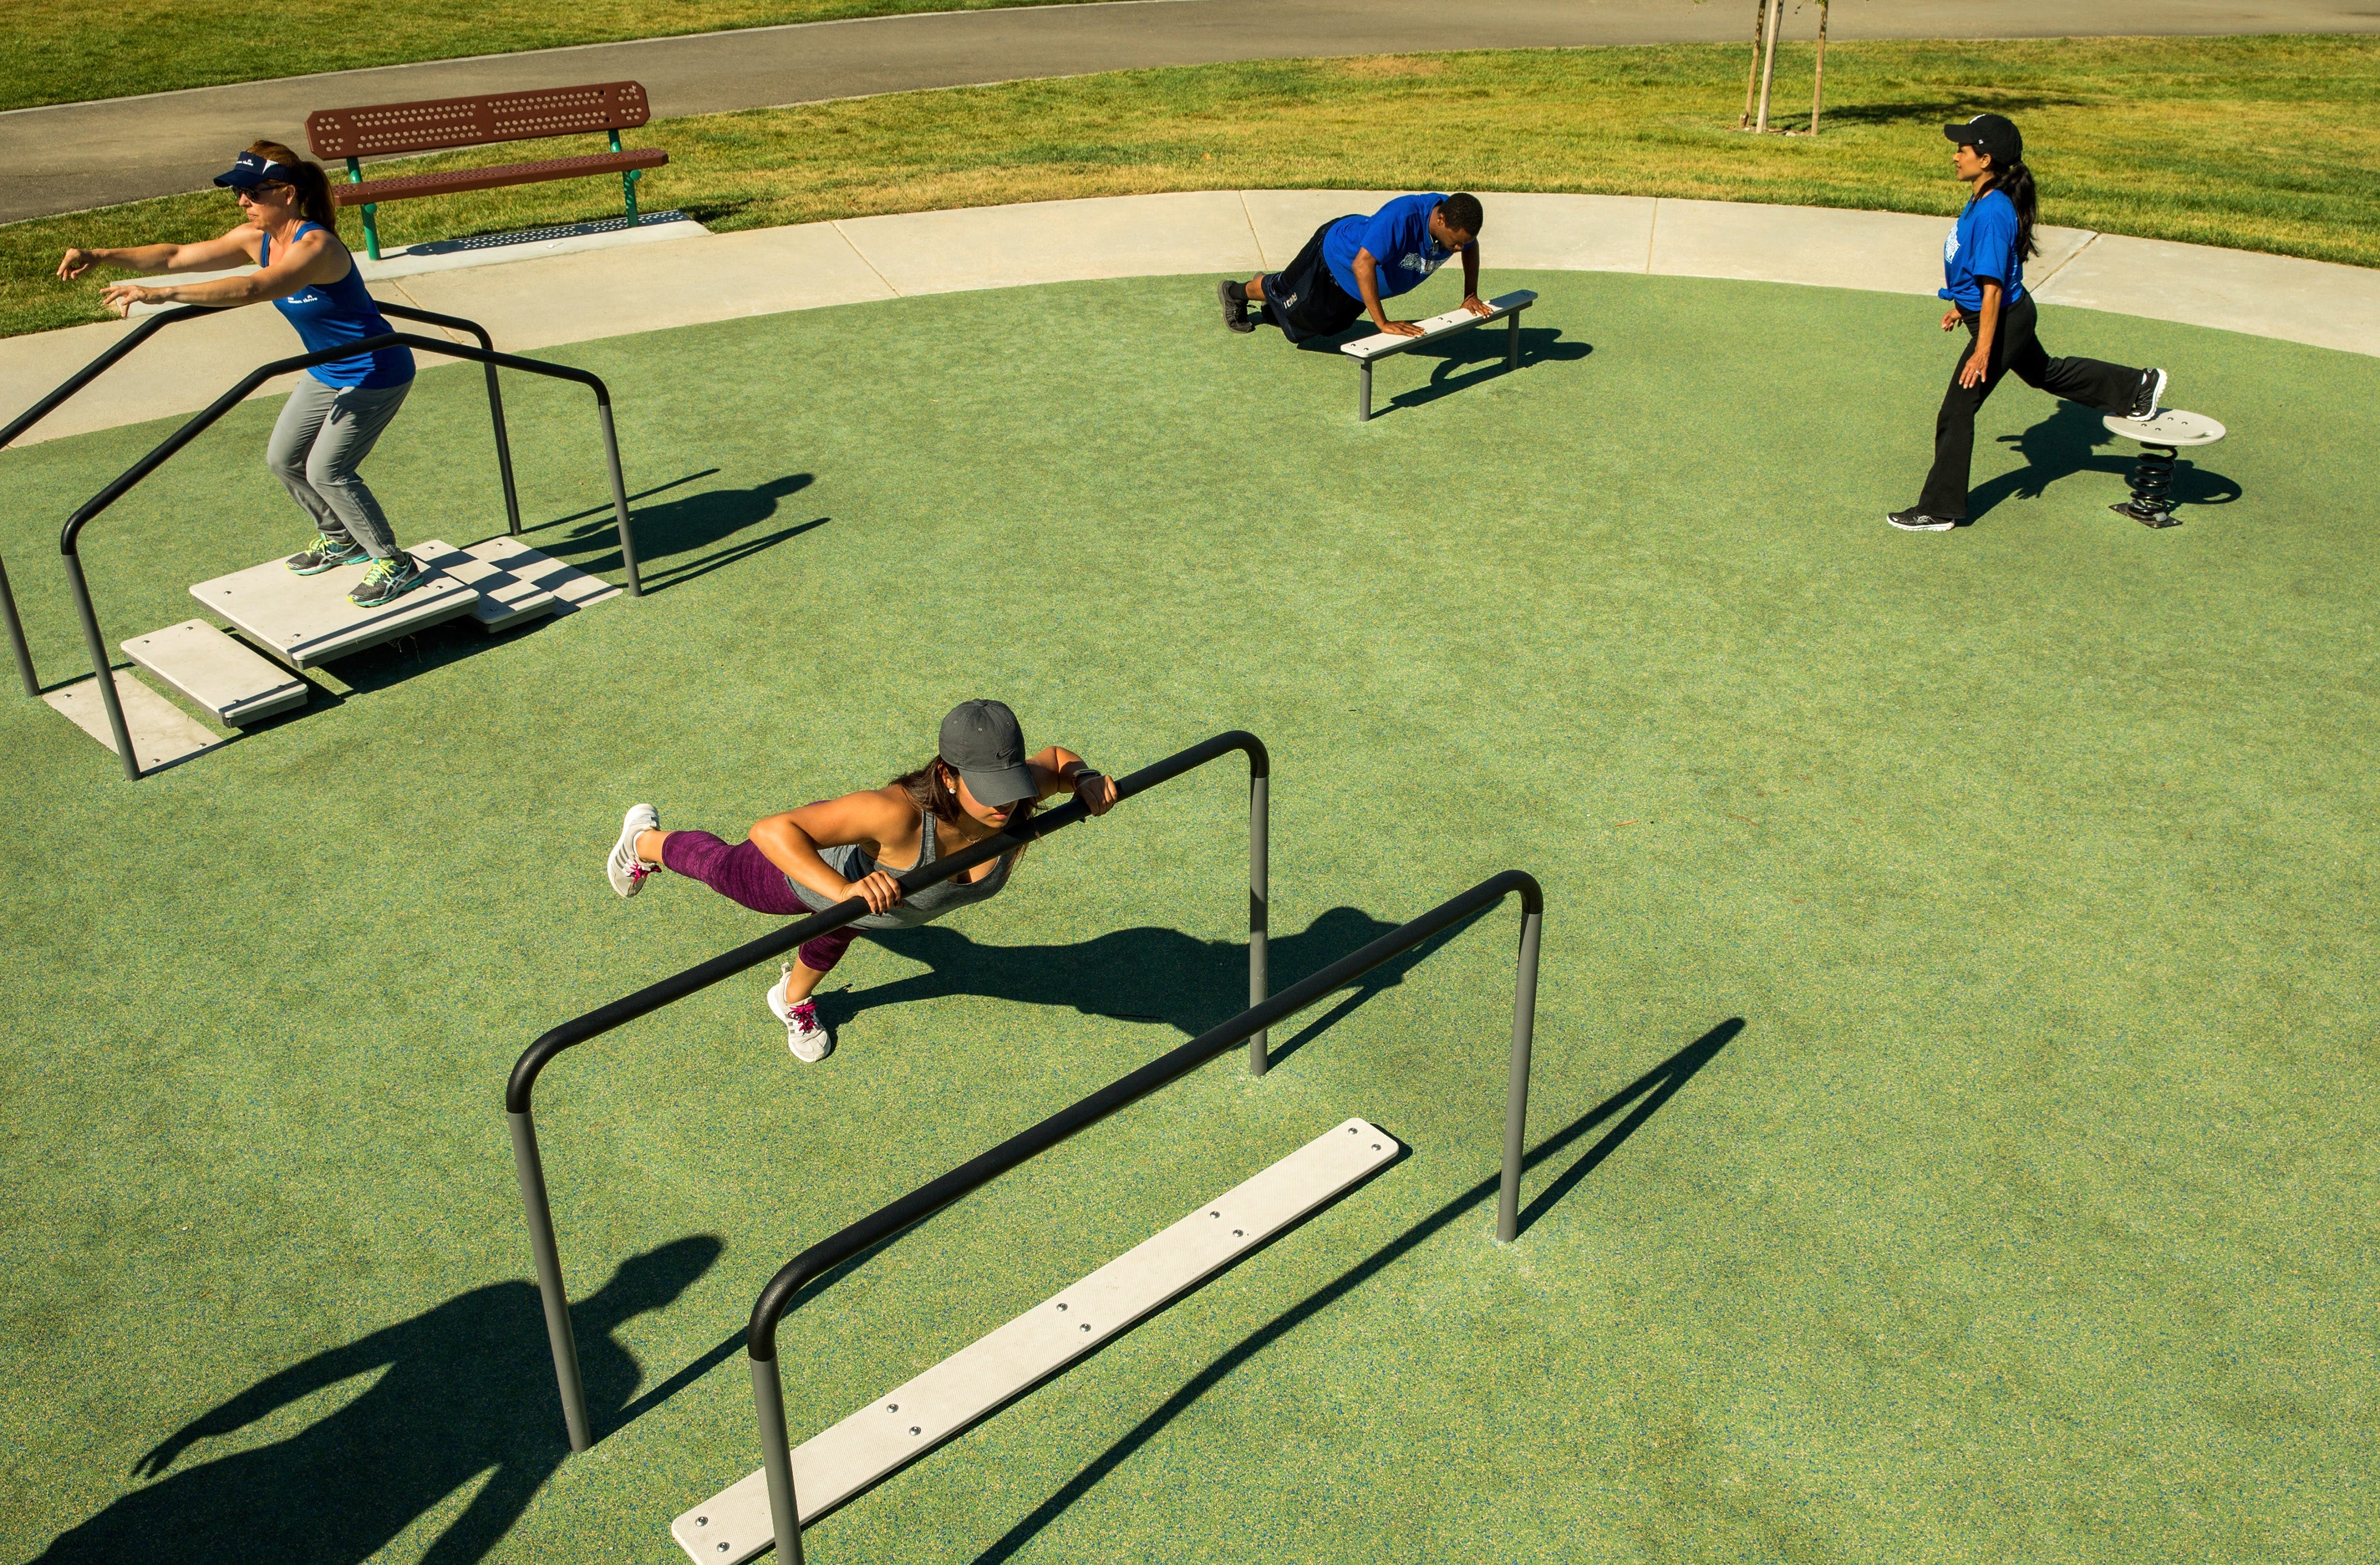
[1340,289,1537,421]
[305,81,667,260]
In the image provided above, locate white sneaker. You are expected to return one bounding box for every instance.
[607,804,661,898]
[768,966,834,1063]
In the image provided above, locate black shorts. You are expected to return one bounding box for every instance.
[1261,218,1365,342]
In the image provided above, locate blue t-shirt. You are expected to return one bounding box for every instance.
[262,223,414,389]
[1939,188,2026,312]
[1323,193,1458,303]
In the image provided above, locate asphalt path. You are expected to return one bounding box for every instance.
[7,0,2375,224]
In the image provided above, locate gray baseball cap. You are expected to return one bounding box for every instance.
[939,699,1037,807]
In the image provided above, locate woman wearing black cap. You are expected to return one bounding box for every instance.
[56,141,426,608]
[1888,113,2169,533]
[602,700,1119,1062]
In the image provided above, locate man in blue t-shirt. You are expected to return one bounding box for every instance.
[1218,192,1488,343]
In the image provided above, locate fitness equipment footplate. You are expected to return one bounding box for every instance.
[2103,408,2226,529]
[190,545,483,670]
[122,619,307,726]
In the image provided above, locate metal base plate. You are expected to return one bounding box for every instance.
[43,670,223,771]
[671,1118,1401,1564]
[189,544,481,670]
[2112,502,2183,529]
[122,619,307,726]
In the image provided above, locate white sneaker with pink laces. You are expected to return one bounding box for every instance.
[767,965,834,1063]
[607,804,660,897]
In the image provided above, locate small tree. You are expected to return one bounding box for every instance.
[1810,0,1831,134]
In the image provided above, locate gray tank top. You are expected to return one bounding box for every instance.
[787,806,1015,929]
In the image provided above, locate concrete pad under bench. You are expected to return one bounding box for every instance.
[122,620,306,726]
[43,671,224,771]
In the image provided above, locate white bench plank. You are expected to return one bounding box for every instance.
[189,544,481,670]
[1340,289,1538,360]
[671,1117,1401,1564]
[122,619,306,727]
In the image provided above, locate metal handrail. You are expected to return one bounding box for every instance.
[739,868,1542,1562]
[0,300,522,699]
[55,330,638,780]
[510,730,1272,1452]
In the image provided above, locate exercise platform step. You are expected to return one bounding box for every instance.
[190,545,482,670]
[671,1118,1400,1564]
[409,535,620,632]
[42,669,224,772]
[123,619,307,727]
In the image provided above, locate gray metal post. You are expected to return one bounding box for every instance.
[0,554,37,697]
[1358,360,1373,422]
[508,1109,592,1451]
[1494,907,1542,1243]
[482,362,523,536]
[1246,773,1270,1076]
[754,1356,807,1563]
[64,556,137,780]
[595,403,642,598]
[1507,311,1520,371]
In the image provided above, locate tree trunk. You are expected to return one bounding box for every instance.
[1739,0,1767,128]
[1755,0,1783,133]
[1810,1,1829,134]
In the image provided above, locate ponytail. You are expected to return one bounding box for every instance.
[1989,158,2040,262]
[246,140,338,232]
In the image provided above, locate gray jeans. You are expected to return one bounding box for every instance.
[266,375,411,559]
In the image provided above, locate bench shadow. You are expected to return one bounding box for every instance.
[1970,400,2241,522]
[830,904,1491,1056]
[969,1017,1744,1563]
[32,1237,720,1565]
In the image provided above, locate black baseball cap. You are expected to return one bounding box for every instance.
[1944,113,2022,167]
[214,150,300,190]
[939,699,1037,807]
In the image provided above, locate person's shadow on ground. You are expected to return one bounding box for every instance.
[36,1237,720,1565]
[1970,399,2241,522]
[833,904,1485,1066]
[545,472,826,590]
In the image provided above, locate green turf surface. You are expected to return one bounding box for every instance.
[2,271,2375,1563]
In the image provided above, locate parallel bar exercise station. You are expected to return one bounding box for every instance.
[1341,289,1537,422]
[8,301,641,780]
[506,731,1274,1455]
[698,866,1544,1564]
[2101,408,2227,528]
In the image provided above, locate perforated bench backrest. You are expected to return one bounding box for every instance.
[306,82,652,161]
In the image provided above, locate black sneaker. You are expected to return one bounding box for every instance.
[348,554,426,608]
[1217,278,1253,334]
[1886,510,1957,532]
[2129,368,2168,420]
[287,532,369,575]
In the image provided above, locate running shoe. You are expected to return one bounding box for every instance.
[1886,510,1958,532]
[768,966,835,1063]
[1217,278,1253,334]
[607,804,660,898]
[348,554,426,608]
[286,532,368,575]
[2130,368,2168,420]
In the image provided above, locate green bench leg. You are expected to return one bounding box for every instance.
[610,131,641,222]
[345,157,381,261]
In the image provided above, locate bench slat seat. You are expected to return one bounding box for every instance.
[331,148,667,206]
[1337,289,1540,420]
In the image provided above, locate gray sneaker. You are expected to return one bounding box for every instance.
[1217,278,1253,334]
[768,966,835,1063]
[286,532,368,575]
[1887,509,1957,532]
[348,553,426,608]
[607,803,660,897]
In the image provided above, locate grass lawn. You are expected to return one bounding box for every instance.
[0,0,1114,112]
[1,268,2375,1561]
[7,36,2376,342]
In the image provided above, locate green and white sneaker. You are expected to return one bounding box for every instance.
[348,554,426,608]
[286,532,369,575]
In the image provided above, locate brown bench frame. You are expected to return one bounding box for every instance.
[305,81,668,261]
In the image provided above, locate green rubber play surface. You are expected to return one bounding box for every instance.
[2,272,2374,1563]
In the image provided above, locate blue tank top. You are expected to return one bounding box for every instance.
[262,223,413,389]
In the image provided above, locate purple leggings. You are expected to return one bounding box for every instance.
[660,831,862,973]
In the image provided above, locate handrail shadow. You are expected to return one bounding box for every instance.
[970,1017,1743,1563]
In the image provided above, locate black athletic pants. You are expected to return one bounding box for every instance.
[1917,292,2140,518]
[1261,218,1366,343]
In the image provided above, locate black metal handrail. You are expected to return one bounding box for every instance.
[54,329,638,780]
[737,868,1543,1562]
[510,730,1271,1453]
[0,299,522,699]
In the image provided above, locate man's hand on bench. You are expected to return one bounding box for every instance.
[1461,294,1493,318]
[1379,319,1427,338]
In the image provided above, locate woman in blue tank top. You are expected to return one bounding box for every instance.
[58,142,427,609]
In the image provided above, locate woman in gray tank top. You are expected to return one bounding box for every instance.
[601,700,1117,1062]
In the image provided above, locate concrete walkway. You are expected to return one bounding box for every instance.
[7,191,2375,448]
[7,0,2377,223]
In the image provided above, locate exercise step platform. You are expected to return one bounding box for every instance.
[671,1118,1401,1564]
[122,620,307,727]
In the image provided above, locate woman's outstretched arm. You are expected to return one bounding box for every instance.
[749,788,917,913]
[59,226,259,282]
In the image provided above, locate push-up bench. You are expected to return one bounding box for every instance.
[306,81,667,260]
[1341,289,1538,421]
